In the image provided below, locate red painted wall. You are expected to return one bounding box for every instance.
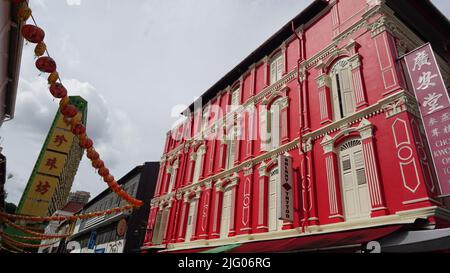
[143,0,449,248]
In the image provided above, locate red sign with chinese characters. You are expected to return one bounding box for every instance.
[404,43,450,196]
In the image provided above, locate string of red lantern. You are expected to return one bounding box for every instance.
[0,204,135,223]
[1,231,62,242]
[0,216,71,239]
[11,0,144,212]
[0,231,60,249]
[0,242,30,253]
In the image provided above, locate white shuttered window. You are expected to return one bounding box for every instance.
[330,59,356,120]
[220,189,232,238]
[270,54,284,84]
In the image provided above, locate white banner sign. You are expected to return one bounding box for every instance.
[278,154,294,222]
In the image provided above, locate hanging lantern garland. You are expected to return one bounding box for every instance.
[0,204,135,223]
[0,242,30,254]
[2,232,60,242]
[0,231,60,249]
[0,216,70,239]
[11,0,144,212]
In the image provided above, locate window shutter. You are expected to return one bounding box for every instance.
[342,156,352,171]
[220,190,232,238]
[268,173,278,231]
[226,140,235,170]
[193,154,202,182]
[231,90,240,106]
[270,61,277,84]
[271,106,280,149]
[152,212,162,245]
[354,151,366,185]
[260,110,270,151]
[331,74,340,119]
[277,57,283,79]
[158,210,168,244]
[338,67,355,117]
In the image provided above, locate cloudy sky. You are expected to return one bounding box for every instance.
[1,0,449,205]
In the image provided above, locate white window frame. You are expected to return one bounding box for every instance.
[220,188,232,238]
[225,139,236,170]
[185,199,197,242]
[270,54,284,84]
[330,58,356,120]
[268,168,283,232]
[266,98,283,151]
[231,88,240,106]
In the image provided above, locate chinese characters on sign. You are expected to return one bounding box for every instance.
[278,154,294,221]
[404,43,450,196]
[48,128,74,153]
[20,175,59,216]
[35,180,51,195]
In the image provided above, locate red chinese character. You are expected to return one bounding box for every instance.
[53,134,68,147]
[46,157,58,170]
[35,181,51,195]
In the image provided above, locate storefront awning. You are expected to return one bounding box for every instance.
[200,243,241,253]
[226,225,403,253]
[380,227,450,253]
[164,225,403,253]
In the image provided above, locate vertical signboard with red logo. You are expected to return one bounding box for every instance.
[278,154,294,221]
[404,43,450,197]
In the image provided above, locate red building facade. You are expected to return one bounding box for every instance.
[142,0,450,253]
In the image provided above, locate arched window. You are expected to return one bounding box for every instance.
[268,167,283,231]
[330,58,356,120]
[220,187,232,238]
[270,53,284,84]
[338,138,371,220]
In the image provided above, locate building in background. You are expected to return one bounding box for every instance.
[68,162,159,253]
[16,96,88,217]
[0,0,26,216]
[142,0,450,253]
[67,191,90,204]
[38,195,90,253]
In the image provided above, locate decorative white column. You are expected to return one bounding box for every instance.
[321,135,344,222]
[359,119,388,216]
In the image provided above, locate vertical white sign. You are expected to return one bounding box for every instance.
[278,154,294,221]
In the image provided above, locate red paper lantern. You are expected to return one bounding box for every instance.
[98,167,109,177]
[71,123,86,135]
[60,104,78,118]
[80,138,93,149]
[36,56,57,73]
[87,149,99,160]
[49,83,67,98]
[21,25,45,43]
[92,159,104,169]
